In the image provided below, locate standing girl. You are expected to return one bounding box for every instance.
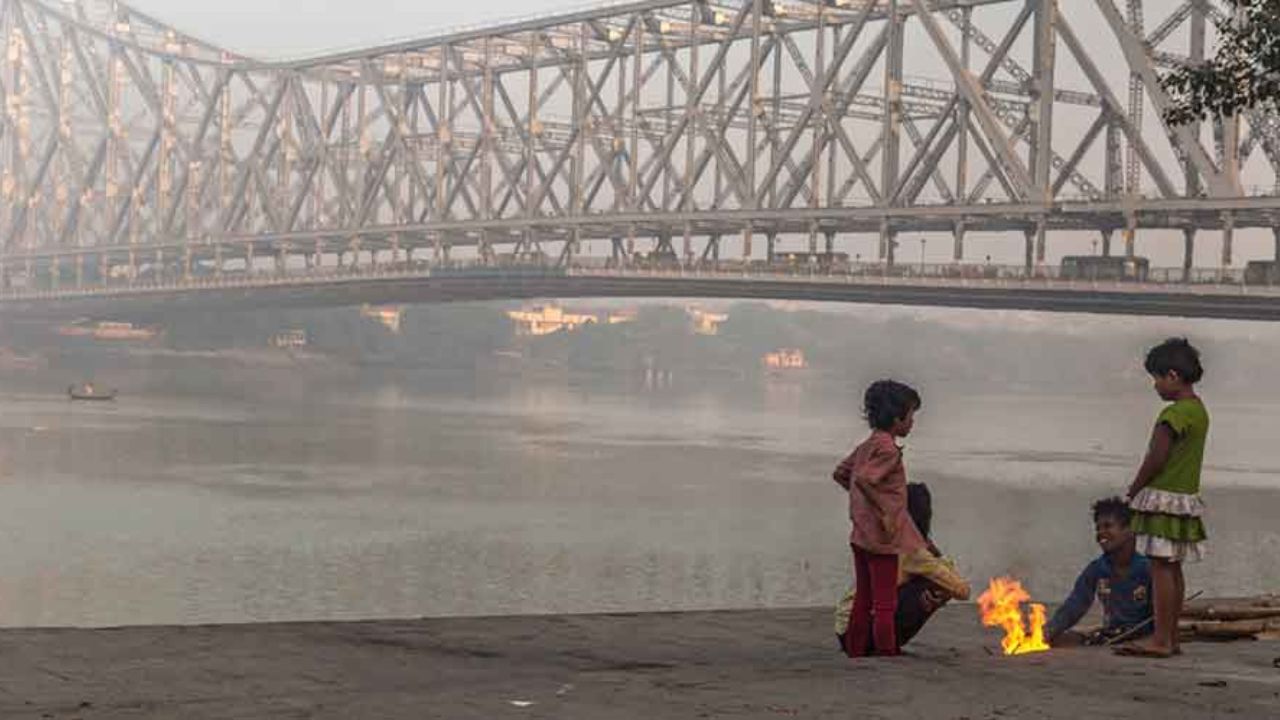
[1117,338,1209,658]
[833,380,927,657]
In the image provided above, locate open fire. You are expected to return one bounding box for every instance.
[978,577,1051,655]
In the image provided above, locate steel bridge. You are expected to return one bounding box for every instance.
[3,0,1280,319]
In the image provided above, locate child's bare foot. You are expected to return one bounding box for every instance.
[1113,641,1175,658]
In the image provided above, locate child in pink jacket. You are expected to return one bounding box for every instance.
[833,380,927,657]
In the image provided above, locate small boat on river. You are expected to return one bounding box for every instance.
[68,383,117,402]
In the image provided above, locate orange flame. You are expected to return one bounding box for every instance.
[977,577,1051,655]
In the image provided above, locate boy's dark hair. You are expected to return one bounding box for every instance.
[1092,496,1132,526]
[1144,337,1204,384]
[907,482,933,539]
[864,379,922,431]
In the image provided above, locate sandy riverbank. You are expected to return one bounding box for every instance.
[0,606,1277,719]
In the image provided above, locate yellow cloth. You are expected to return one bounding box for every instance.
[833,551,970,635]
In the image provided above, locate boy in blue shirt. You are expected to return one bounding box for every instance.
[1046,497,1154,646]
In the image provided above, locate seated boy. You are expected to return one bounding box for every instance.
[1046,497,1154,647]
[835,483,970,653]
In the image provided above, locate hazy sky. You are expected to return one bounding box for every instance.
[129,0,568,58]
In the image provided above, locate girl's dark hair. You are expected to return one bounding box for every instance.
[864,379,922,431]
[907,482,933,539]
[1144,337,1203,384]
[1092,496,1132,527]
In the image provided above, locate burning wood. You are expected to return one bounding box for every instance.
[977,577,1050,655]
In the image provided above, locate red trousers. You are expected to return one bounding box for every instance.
[844,545,900,657]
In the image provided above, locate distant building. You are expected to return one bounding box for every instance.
[361,305,405,334]
[56,321,157,341]
[270,329,308,348]
[686,306,729,336]
[763,348,808,370]
[606,310,637,325]
[507,305,600,336]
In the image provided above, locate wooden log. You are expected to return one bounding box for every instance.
[1179,618,1280,640]
[1180,606,1280,622]
[1183,594,1280,617]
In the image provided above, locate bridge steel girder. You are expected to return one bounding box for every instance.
[1,0,1278,295]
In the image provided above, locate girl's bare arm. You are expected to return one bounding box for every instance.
[1127,423,1174,499]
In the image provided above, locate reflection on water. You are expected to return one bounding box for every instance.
[0,370,1276,628]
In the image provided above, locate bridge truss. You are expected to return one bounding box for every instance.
[2,0,1279,293]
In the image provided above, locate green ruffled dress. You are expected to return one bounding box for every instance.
[1129,399,1209,562]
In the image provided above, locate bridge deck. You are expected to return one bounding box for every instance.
[5,265,1280,322]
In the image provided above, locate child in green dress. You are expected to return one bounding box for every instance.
[1115,338,1208,658]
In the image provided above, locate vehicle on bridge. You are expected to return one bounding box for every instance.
[632,249,683,270]
[1060,255,1151,282]
[1245,260,1280,286]
[766,251,851,273]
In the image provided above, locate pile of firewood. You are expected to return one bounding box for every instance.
[1180,594,1280,641]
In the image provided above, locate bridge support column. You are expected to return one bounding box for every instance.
[742,228,753,260]
[245,244,255,276]
[1101,230,1112,257]
[184,247,193,280]
[1182,229,1196,283]
[75,255,84,288]
[1034,221,1047,267]
[50,256,60,290]
[952,223,965,261]
[1221,213,1234,269]
[766,233,776,264]
[610,237,623,267]
[1124,217,1136,258]
[1023,231,1033,274]
[825,232,835,256]
[1274,227,1280,261]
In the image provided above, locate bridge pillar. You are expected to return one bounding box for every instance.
[825,232,835,256]
[743,228,753,260]
[1023,231,1034,273]
[1100,229,1113,257]
[766,233,776,264]
[184,247,193,280]
[1124,217,1136,258]
[1182,229,1196,283]
[1221,213,1235,268]
[952,223,965,261]
[1274,227,1280,261]
[50,256,60,290]
[245,243,255,276]
[75,255,84,288]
